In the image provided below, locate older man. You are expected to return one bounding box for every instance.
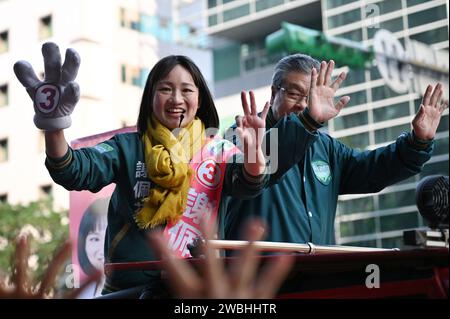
[223,53,447,247]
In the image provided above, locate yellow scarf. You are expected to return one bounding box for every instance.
[135,116,205,229]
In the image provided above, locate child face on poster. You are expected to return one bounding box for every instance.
[85,227,106,271]
[78,198,109,276]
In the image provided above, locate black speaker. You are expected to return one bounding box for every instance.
[415,175,449,229]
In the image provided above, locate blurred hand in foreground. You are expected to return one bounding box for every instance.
[149,220,294,299]
[0,235,100,299]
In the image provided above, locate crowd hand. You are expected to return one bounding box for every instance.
[13,42,80,131]
[0,235,100,299]
[412,83,448,140]
[308,60,350,123]
[149,219,294,299]
[235,91,270,176]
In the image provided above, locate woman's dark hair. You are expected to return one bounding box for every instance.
[77,197,109,276]
[136,55,219,135]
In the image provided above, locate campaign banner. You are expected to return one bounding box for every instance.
[69,126,136,298]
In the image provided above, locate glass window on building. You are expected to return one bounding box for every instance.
[0,84,8,107]
[223,4,250,23]
[39,15,53,40]
[379,189,416,210]
[130,10,141,30]
[0,138,8,162]
[409,27,449,45]
[208,0,217,8]
[337,28,363,42]
[140,14,157,35]
[0,30,8,54]
[396,175,418,185]
[328,8,361,28]
[208,14,218,26]
[340,69,365,87]
[241,40,262,72]
[131,67,142,87]
[406,0,430,7]
[157,16,173,41]
[381,236,404,249]
[241,39,282,73]
[338,132,370,150]
[213,44,241,82]
[380,212,419,232]
[121,65,146,88]
[371,85,401,102]
[337,196,375,215]
[333,111,368,131]
[376,0,403,15]
[139,68,149,88]
[243,56,257,72]
[340,217,376,237]
[373,102,410,122]
[367,17,404,39]
[344,239,377,247]
[420,160,449,180]
[434,137,449,156]
[370,65,382,80]
[374,123,410,144]
[256,0,284,12]
[140,14,173,41]
[0,194,7,203]
[339,90,367,108]
[326,0,358,10]
[408,5,447,28]
[130,67,140,87]
[120,8,126,27]
[436,114,449,133]
[120,65,127,83]
[120,8,140,30]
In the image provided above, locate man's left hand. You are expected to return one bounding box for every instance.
[412,83,448,141]
[308,60,350,123]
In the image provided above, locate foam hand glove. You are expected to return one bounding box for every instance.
[13,42,80,131]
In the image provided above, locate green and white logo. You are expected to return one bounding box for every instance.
[94,143,114,153]
[311,160,332,185]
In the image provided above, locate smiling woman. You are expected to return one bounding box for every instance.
[152,66,199,130]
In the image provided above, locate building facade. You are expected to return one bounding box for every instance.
[323,0,449,248]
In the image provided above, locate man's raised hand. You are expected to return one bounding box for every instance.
[412,83,448,141]
[308,60,350,123]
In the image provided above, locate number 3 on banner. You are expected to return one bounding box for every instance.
[196,159,221,189]
[35,84,60,114]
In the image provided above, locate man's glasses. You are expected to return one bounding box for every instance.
[278,86,308,104]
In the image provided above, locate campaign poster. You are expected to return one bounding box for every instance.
[69,126,136,298]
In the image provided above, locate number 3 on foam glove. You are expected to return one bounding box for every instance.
[13,42,81,131]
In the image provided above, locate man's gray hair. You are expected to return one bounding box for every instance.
[272,53,320,87]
